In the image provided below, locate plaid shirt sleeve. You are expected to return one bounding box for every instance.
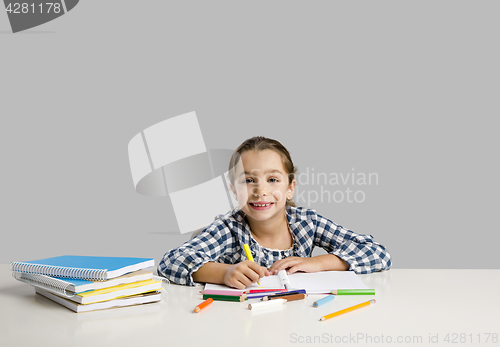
[312,212,392,274]
[157,219,236,286]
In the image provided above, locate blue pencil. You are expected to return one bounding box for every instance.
[261,289,307,301]
[246,291,286,300]
[313,294,335,308]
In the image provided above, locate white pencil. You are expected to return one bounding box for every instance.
[248,298,287,310]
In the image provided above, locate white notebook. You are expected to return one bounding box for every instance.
[205,271,367,294]
[36,288,162,313]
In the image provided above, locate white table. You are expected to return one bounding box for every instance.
[1,265,499,347]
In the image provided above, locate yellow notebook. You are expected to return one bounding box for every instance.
[72,279,162,304]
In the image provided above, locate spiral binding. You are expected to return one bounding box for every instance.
[10,262,107,281]
[152,275,170,302]
[12,272,76,298]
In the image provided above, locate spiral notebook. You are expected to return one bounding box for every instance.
[36,289,162,313]
[64,278,163,304]
[13,269,154,294]
[11,255,154,281]
[204,271,368,294]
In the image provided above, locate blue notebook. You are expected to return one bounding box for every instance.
[11,255,154,280]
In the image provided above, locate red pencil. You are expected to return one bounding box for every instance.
[247,288,287,294]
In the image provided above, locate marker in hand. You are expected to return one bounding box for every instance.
[243,244,260,285]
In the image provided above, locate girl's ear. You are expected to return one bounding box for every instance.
[229,183,237,198]
[227,173,237,197]
[287,179,297,199]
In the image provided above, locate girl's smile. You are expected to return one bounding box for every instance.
[231,149,296,224]
[249,201,275,210]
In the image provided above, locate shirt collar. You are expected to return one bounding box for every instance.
[229,205,313,256]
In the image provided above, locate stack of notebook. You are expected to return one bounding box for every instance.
[11,255,166,313]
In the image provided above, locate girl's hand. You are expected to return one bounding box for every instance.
[223,260,270,289]
[269,254,350,275]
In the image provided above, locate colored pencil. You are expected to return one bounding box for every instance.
[320,299,376,321]
[194,298,213,313]
[268,293,307,302]
[203,294,247,302]
[261,289,307,301]
[247,288,287,294]
[330,289,375,295]
[313,295,335,308]
[201,289,245,296]
[246,292,287,300]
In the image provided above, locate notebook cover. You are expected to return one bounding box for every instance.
[16,255,153,271]
[73,279,163,304]
[61,269,154,293]
[11,255,154,279]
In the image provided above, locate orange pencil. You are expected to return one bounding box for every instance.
[320,299,376,321]
[194,298,213,313]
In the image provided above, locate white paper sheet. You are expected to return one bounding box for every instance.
[204,271,367,294]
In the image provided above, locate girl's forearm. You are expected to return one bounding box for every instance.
[192,262,231,285]
[316,254,350,271]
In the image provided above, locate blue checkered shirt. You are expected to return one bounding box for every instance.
[157,206,391,286]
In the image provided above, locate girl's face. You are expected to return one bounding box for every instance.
[232,149,296,223]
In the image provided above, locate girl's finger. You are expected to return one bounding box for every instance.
[271,259,297,274]
[242,265,262,284]
[287,264,303,275]
[246,262,268,280]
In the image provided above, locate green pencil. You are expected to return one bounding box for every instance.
[202,294,247,302]
[330,289,375,295]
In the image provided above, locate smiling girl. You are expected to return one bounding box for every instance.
[158,136,391,289]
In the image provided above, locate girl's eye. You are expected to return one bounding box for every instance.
[244,178,254,183]
[269,177,279,183]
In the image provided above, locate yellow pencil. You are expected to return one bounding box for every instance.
[243,244,260,285]
[320,299,376,321]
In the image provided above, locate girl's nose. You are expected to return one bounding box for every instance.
[252,183,267,197]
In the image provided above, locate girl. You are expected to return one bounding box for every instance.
[158,136,391,289]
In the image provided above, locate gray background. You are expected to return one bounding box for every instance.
[1,1,498,268]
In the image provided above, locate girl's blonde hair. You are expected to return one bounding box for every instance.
[228,136,297,207]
